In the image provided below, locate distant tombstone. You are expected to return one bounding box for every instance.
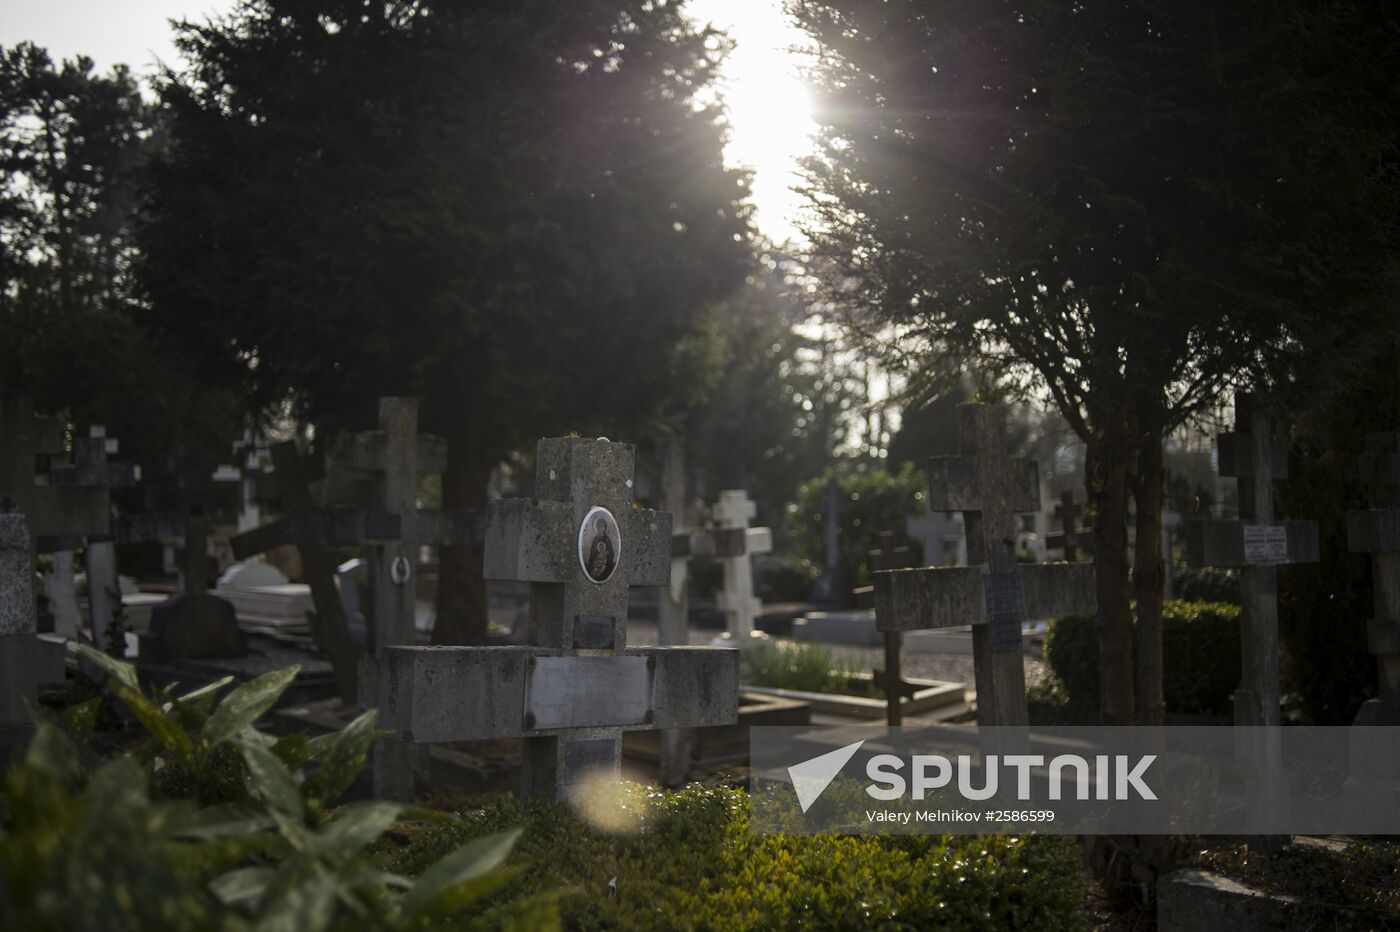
[45,550,82,638]
[138,475,246,663]
[377,436,738,802]
[1046,490,1093,562]
[336,557,368,645]
[808,478,848,607]
[711,489,773,642]
[874,404,1096,726]
[906,502,966,567]
[217,561,290,590]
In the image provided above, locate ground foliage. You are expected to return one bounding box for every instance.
[381,782,1088,931]
[1193,839,1400,929]
[1043,602,1241,723]
[0,648,551,931]
[789,463,926,593]
[739,640,867,694]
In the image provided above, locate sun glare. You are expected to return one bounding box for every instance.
[687,0,817,247]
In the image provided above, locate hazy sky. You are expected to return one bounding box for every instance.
[0,0,817,244]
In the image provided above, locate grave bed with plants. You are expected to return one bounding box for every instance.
[2,651,1089,931]
[738,640,965,720]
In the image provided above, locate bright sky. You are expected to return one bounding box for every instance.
[0,0,817,245]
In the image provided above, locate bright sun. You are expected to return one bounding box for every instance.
[686,0,818,247]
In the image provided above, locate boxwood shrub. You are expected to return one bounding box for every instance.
[382,783,1088,931]
[1043,600,1241,720]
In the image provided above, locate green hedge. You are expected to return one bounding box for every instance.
[384,784,1088,931]
[1044,601,1241,720]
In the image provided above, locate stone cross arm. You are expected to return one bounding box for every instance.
[713,526,772,559]
[342,431,448,476]
[377,644,738,742]
[1186,519,1320,567]
[873,562,1096,632]
[483,498,671,586]
[1348,510,1400,553]
[926,455,1039,513]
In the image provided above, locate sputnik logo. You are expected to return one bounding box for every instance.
[788,740,865,812]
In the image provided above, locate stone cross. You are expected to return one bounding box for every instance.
[336,398,481,658]
[1186,393,1317,843]
[656,436,697,786]
[1,512,66,734]
[711,489,773,641]
[858,530,918,726]
[1185,394,1319,727]
[0,393,111,551]
[1046,490,1092,562]
[1346,431,1400,725]
[377,436,738,802]
[230,440,376,703]
[873,404,1096,726]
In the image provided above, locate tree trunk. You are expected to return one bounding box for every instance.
[1086,435,1136,724]
[1132,433,1167,725]
[432,420,496,646]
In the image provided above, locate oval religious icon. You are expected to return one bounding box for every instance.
[578,506,621,584]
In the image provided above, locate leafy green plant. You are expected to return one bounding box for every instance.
[739,641,866,694]
[0,646,554,931]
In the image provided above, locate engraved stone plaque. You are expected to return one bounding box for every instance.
[523,655,651,730]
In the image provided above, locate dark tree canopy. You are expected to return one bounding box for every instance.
[142,0,753,451]
[793,0,1400,723]
[0,43,239,465]
[794,0,1397,438]
[141,0,754,643]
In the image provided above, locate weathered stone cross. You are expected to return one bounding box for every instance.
[873,404,1096,726]
[858,530,918,726]
[1346,431,1400,725]
[809,477,848,607]
[711,489,772,641]
[1046,490,1092,562]
[1185,393,1319,727]
[378,437,738,801]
